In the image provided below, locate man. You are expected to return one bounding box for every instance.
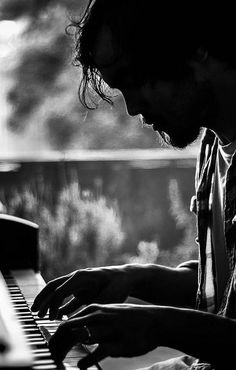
[31,1,236,369]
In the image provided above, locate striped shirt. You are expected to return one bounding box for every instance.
[192,129,236,317]
[188,128,236,370]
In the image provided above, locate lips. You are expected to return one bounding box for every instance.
[142,113,169,133]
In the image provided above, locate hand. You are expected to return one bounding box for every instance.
[31,266,132,320]
[48,303,162,369]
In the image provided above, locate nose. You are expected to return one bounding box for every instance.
[125,104,140,117]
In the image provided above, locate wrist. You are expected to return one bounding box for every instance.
[106,264,141,296]
[123,263,151,297]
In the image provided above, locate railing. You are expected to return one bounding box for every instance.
[0,147,198,170]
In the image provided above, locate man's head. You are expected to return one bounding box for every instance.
[69,1,236,147]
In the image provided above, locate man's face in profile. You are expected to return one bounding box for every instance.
[92,26,218,149]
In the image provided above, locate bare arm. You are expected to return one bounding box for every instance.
[126,262,198,308]
[32,261,198,319]
[158,305,235,369]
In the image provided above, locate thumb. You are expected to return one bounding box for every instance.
[77,345,107,369]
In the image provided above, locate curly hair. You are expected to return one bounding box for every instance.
[67,0,236,109]
[67,0,117,108]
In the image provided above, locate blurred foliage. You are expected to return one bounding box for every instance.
[1,0,161,150]
[125,178,197,267]
[0,174,197,280]
[2,181,125,281]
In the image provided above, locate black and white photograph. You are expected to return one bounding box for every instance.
[0,1,235,369]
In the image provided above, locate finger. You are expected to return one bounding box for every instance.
[49,323,78,362]
[57,289,102,319]
[49,318,109,362]
[71,323,110,344]
[59,314,113,344]
[31,275,69,312]
[48,275,82,320]
[56,297,81,319]
[48,274,93,320]
[77,345,108,369]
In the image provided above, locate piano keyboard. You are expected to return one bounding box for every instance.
[0,269,99,370]
[0,268,183,370]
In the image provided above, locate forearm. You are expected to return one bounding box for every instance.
[158,306,235,369]
[125,262,198,308]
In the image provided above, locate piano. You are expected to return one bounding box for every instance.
[0,214,99,370]
[0,214,183,370]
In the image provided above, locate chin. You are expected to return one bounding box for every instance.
[159,127,201,149]
[144,112,203,149]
